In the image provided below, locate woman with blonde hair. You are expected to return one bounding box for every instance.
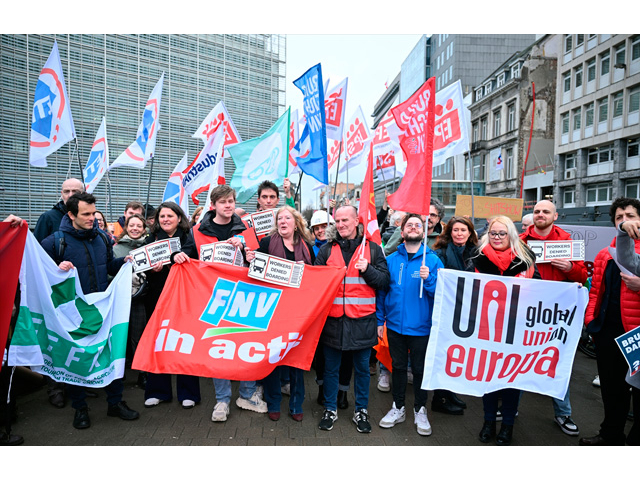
[472,215,540,445]
[245,205,315,421]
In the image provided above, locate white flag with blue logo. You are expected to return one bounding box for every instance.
[162,151,190,217]
[109,72,164,170]
[29,41,77,168]
[183,124,226,205]
[83,117,109,194]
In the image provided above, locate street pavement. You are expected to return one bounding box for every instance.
[5,349,632,446]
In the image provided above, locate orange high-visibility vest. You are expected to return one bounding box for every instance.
[326,241,376,318]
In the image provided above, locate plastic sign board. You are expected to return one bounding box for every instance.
[455,195,523,222]
[200,241,244,267]
[248,252,305,288]
[527,240,585,263]
[130,238,181,273]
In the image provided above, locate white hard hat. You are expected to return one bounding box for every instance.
[310,210,334,228]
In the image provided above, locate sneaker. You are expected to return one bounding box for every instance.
[377,372,390,392]
[414,406,432,436]
[407,371,414,385]
[255,384,264,400]
[144,397,162,408]
[592,375,600,387]
[182,399,196,409]
[281,383,291,396]
[236,392,268,413]
[353,409,372,433]
[107,401,140,421]
[555,415,579,436]
[318,409,338,431]
[379,402,406,428]
[211,402,229,422]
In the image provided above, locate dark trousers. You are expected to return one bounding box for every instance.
[145,373,201,403]
[482,389,520,425]
[69,378,124,410]
[263,366,305,414]
[387,328,429,411]
[594,331,640,445]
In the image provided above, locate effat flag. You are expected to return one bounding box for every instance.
[433,80,470,167]
[162,151,190,217]
[327,139,342,170]
[29,40,77,167]
[193,101,242,157]
[183,124,226,205]
[339,106,371,174]
[324,77,348,142]
[388,77,436,215]
[358,143,382,245]
[229,108,290,203]
[83,117,109,194]
[109,73,164,170]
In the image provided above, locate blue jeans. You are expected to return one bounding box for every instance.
[323,345,370,412]
[212,378,256,404]
[263,366,305,414]
[551,385,572,417]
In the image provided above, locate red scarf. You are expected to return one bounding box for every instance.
[483,245,515,274]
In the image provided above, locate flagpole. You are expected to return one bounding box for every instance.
[106,173,113,223]
[332,140,344,203]
[145,153,155,220]
[419,232,428,299]
[294,172,304,209]
[466,152,476,226]
[73,138,85,185]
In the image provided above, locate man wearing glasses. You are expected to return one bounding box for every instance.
[384,198,445,255]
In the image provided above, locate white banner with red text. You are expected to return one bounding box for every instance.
[422,270,588,400]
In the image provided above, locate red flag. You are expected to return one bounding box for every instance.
[132,261,344,380]
[388,77,436,215]
[0,222,28,356]
[358,143,382,245]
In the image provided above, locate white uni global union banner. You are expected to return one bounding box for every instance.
[422,270,588,400]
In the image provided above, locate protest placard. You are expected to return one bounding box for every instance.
[248,251,304,288]
[130,237,181,273]
[455,195,523,221]
[527,240,585,263]
[200,241,244,267]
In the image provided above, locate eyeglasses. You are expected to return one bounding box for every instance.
[488,232,508,239]
[428,213,440,218]
[404,223,423,230]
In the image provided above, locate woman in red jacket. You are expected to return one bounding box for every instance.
[472,215,540,445]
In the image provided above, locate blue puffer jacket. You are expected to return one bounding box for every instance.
[42,214,125,294]
[376,242,443,336]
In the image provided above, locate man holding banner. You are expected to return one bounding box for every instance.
[520,199,587,437]
[315,206,389,433]
[192,185,268,422]
[40,192,139,429]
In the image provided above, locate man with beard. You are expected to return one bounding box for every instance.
[376,214,443,436]
[520,199,587,436]
[383,198,444,255]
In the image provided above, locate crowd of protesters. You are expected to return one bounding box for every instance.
[1,176,638,447]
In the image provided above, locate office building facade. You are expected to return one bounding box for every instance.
[0,34,286,225]
[554,34,640,209]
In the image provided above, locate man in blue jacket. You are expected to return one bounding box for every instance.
[376,213,443,436]
[42,192,139,429]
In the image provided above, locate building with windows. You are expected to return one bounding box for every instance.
[432,34,537,97]
[468,35,560,203]
[555,34,640,208]
[0,34,287,225]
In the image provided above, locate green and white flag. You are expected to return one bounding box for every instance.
[8,231,132,387]
[228,108,290,203]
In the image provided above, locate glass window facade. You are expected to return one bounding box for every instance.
[0,34,287,224]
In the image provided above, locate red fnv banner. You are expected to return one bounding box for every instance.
[132,260,344,380]
[0,222,28,356]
